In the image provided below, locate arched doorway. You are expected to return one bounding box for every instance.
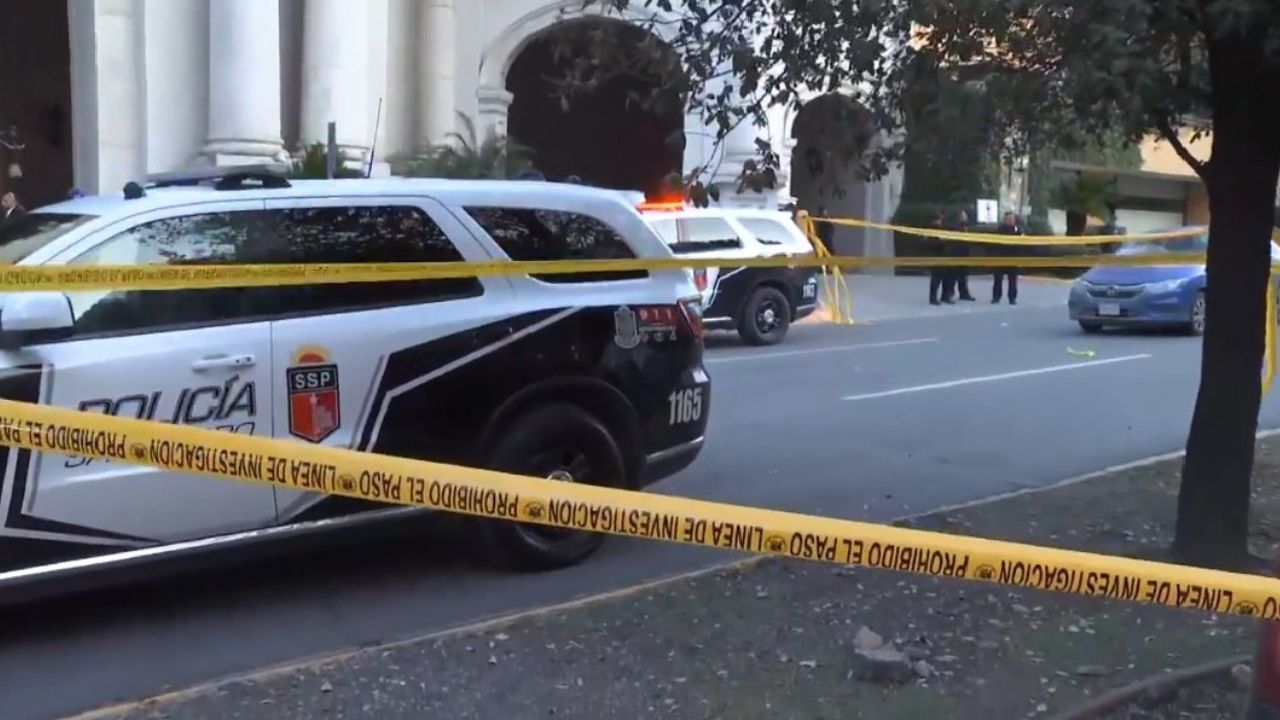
[505,18,685,197]
[790,95,875,255]
[0,1,74,208]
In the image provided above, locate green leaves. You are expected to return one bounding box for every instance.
[391,113,535,180]
[288,142,363,179]
[1050,173,1116,220]
[574,0,1279,189]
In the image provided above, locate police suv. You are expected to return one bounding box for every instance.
[640,204,820,345]
[0,168,710,590]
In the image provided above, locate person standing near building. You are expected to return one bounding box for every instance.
[945,209,976,301]
[814,205,835,253]
[992,211,1021,304]
[1,193,25,225]
[928,210,949,305]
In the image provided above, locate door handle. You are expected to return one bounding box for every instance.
[191,354,256,371]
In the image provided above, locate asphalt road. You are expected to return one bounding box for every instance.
[9,286,1280,720]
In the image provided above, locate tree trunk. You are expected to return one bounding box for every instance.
[1172,39,1280,569]
[1065,210,1087,236]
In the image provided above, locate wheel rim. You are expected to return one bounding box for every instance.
[512,445,593,547]
[756,298,782,333]
[1192,296,1206,333]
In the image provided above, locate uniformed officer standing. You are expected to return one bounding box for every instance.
[928,211,948,305]
[944,210,976,302]
[992,211,1021,304]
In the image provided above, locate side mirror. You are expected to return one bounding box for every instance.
[0,292,75,349]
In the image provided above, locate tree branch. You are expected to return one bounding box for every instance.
[1155,116,1208,179]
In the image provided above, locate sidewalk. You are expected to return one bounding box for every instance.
[92,435,1280,720]
[802,273,1071,325]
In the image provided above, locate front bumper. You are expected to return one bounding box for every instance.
[1068,282,1195,325]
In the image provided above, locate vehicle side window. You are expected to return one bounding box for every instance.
[649,217,680,247]
[68,211,275,337]
[465,207,645,283]
[737,218,797,247]
[271,205,483,315]
[672,218,742,252]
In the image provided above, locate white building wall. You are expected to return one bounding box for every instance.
[381,0,419,161]
[143,0,207,174]
[71,0,897,238]
[92,0,147,194]
[279,0,304,150]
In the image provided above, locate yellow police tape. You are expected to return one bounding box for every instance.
[811,216,1207,246]
[3,397,1280,621]
[0,253,1238,293]
[796,211,854,324]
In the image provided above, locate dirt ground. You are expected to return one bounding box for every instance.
[95,438,1280,720]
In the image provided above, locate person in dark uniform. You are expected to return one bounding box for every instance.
[992,211,1021,304]
[1,192,25,226]
[814,205,835,252]
[944,209,976,301]
[928,210,949,305]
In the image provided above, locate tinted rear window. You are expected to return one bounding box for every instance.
[658,217,742,254]
[738,218,805,248]
[0,213,93,262]
[465,207,644,283]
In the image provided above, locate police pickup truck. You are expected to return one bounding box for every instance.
[0,168,710,594]
[640,204,819,345]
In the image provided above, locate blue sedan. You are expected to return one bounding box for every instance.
[1068,228,1279,335]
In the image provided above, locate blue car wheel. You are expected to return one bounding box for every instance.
[1187,293,1206,336]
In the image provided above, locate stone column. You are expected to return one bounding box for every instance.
[203,0,289,165]
[476,85,514,137]
[419,0,456,147]
[301,0,371,164]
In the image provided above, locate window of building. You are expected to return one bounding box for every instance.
[465,207,645,282]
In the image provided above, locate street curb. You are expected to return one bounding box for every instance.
[70,429,1280,719]
[1046,655,1250,720]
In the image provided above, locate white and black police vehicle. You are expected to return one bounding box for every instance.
[639,203,820,345]
[0,167,710,595]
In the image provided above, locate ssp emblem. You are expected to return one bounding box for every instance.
[287,345,341,443]
[614,305,640,349]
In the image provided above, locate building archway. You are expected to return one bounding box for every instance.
[505,18,684,197]
[0,1,74,208]
[790,94,877,256]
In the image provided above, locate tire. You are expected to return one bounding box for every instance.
[1186,293,1206,336]
[1079,321,1104,334]
[738,286,792,346]
[482,403,625,570]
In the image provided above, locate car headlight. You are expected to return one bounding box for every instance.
[1146,278,1187,294]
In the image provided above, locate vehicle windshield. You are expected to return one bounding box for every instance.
[0,212,94,263]
[1115,231,1208,256]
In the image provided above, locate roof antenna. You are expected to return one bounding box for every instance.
[366,97,383,179]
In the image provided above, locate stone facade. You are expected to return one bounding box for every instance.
[25,0,900,256]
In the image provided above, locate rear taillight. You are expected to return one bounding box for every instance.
[692,268,708,292]
[678,297,705,340]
